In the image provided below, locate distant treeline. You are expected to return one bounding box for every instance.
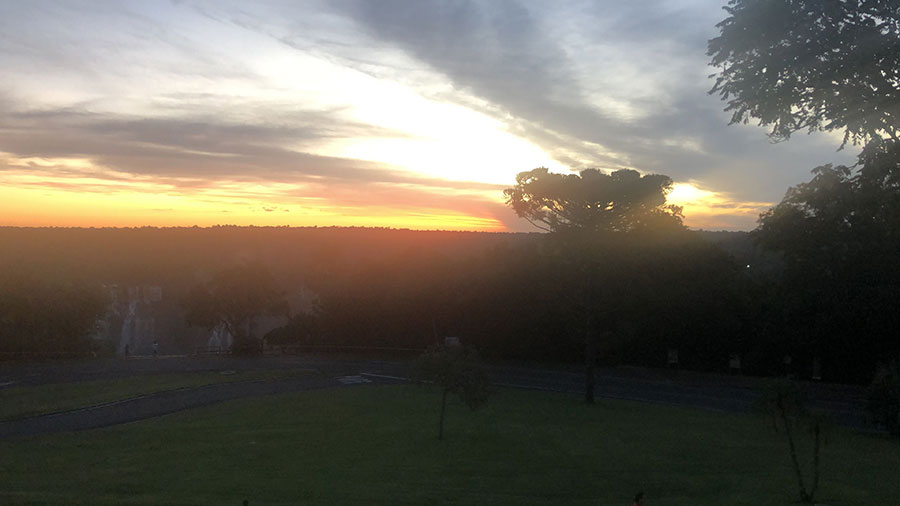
[0,225,892,384]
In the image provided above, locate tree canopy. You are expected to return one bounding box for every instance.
[0,271,106,357]
[757,140,900,272]
[184,262,287,353]
[708,0,900,146]
[710,0,900,382]
[504,167,693,403]
[756,141,900,381]
[503,168,684,234]
[415,344,489,440]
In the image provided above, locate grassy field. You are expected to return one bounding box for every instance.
[0,385,895,506]
[0,369,316,420]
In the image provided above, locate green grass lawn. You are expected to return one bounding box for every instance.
[0,369,316,421]
[0,385,895,506]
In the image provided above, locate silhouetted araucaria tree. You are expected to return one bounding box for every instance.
[504,168,685,403]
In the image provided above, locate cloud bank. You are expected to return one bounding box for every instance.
[0,0,857,230]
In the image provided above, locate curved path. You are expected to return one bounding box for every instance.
[0,356,870,439]
[0,372,404,439]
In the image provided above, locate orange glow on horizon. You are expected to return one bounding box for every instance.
[0,151,509,232]
[1,153,768,232]
[0,182,507,232]
[668,182,772,230]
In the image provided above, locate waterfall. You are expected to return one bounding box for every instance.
[207,324,233,352]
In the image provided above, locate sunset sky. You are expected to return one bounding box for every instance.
[0,0,855,231]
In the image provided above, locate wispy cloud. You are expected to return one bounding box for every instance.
[0,0,859,231]
[326,0,856,205]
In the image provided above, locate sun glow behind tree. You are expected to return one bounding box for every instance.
[0,1,817,231]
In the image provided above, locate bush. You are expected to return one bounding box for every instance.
[755,380,831,504]
[414,344,489,440]
[867,362,900,437]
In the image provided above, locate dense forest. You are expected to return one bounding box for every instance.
[1,222,892,386]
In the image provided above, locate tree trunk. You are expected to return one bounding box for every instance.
[438,388,448,440]
[810,420,821,501]
[779,399,811,503]
[584,318,596,404]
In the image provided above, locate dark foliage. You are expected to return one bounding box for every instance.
[867,361,900,437]
[709,0,900,147]
[504,167,718,401]
[264,312,320,348]
[755,141,900,383]
[184,262,288,355]
[710,0,900,384]
[0,270,106,358]
[414,344,489,440]
[0,224,877,384]
[504,168,684,233]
